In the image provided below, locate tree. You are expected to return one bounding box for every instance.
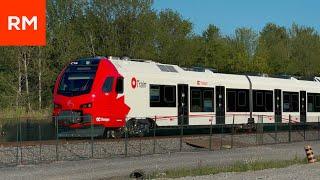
[255,23,290,74]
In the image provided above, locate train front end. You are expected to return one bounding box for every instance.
[52,57,130,137]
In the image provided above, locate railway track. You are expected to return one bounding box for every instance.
[0,134,211,147]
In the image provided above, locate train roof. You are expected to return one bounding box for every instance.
[107,57,320,92]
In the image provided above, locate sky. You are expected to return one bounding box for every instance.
[152,0,319,36]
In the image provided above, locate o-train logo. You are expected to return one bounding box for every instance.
[197,80,208,86]
[0,0,46,46]
[131,77,147,89]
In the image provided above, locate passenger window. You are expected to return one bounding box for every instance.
[227,91,236,112]
[116,77,124,94]
[164,86,175,103]
[226,89,249,112]
[238,91,246,106]
[150,85,160,102]
[256,92,264,106]
[283,92,299,112]
[316,95,320,107]
[308,95,314,112]
[292,94,299,112]
[203,90,213,112]
[150,84,176,107]
[191,89,202,112]
[190,87,214,112]
[265,92,273,112]
[102,77,114,92]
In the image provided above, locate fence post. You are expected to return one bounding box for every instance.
[19,117,22,165]
[303,120,306,141]
[275,119,278,144]
[124,119,128,157]
[261,115,264,145]
[91,117,94,158]
[209,117,213,151]
[39,124,42,162]
[318,116,320,141]
[256,115,263,145]
[230,115,234,149]
[153,116,156,154]
[289,115,291,143]
[179,115,183,152]
[139,138,142,156]
[55,116,59,161]
[16,122,19,165]
[220,121,223,150]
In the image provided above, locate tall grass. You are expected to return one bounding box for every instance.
[0,107,51,119]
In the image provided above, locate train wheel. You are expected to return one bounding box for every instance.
[105,129,123,139]
[126,119,151,137]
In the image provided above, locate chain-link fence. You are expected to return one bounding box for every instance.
[0,114,319,167]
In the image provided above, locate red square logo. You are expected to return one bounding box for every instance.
[0,0,46,46]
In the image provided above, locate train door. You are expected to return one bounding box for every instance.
[178,84,189,125]
[216,86,225,124]
[300,91,306,123]
[274,89,282,123]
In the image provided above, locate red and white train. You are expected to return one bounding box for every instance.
[52,56,320,137]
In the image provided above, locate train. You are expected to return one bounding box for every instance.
[52,56,320,138]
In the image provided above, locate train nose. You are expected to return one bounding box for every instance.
[67,100,75,108]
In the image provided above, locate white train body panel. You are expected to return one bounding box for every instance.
[111,58,320,126]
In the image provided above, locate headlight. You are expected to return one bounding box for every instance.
[80,103,92,108]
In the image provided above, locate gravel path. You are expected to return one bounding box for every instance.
[0,130,318,167]
[177,163,320,180]
[0,140,319,179]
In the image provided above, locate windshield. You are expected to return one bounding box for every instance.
[58,65,97,96]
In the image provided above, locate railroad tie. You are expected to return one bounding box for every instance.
[304,145,317,163]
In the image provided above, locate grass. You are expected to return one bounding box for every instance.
[0,107,51,120]
[150,155,314,179]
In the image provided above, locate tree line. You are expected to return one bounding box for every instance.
[0,0,320,112]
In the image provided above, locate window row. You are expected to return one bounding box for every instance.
[148,85,320,113]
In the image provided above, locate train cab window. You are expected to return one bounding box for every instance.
[283,92,299,112]
[116,77,124,94]
[190,87,214,112]
[164,86,175,103]
[102,77,114,93]
[150,84,176,107]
